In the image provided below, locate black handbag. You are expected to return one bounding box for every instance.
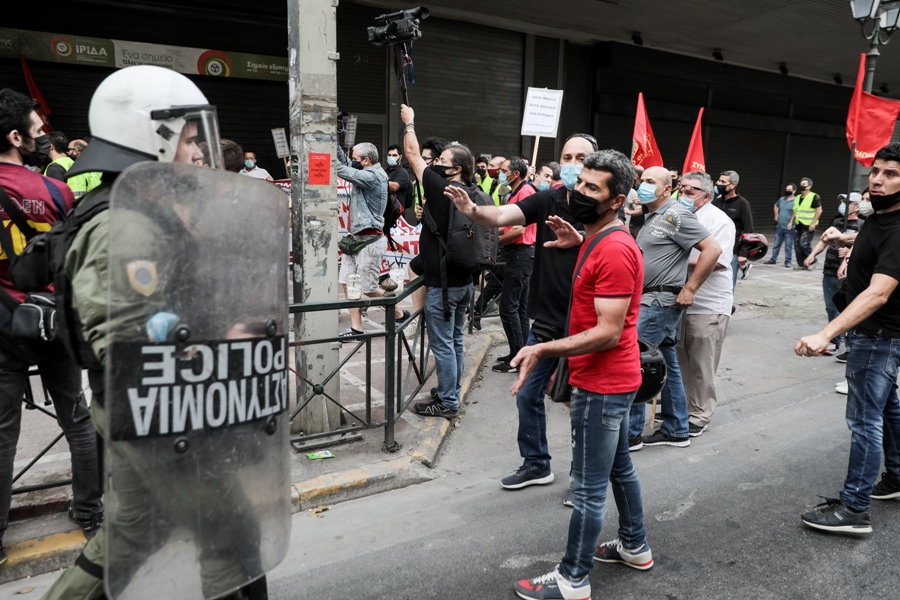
[338,233,380,255]
[547,226,627,403]
[11,293,57,341]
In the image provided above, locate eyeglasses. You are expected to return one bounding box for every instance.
[565,133,599,150]
[422,155,434,163]
[679,184,707,196]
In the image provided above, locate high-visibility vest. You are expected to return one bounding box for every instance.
[43,156,73,176]
[478,175,494,195]
[793,191,820,226]
[67,171,103,200]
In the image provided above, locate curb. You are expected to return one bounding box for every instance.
[0,330,501,586]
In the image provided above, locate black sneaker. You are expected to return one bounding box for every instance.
[395,309,411,325]
[492,361,518,374]
[501,465,555,490]
[872,472,900,500]
[594,538,654,570]
[430,387,439,400]
[68,505,104,539]
[494,353,512,364]
[413,399,458,419]
[642,430,690,448]
[688,423,708,437]
[741,263,752,279]
[0,541,7,566]
[628,437,643,452]
[563,489,574,507]
[835,351,849,364]
[339,328,364,338]
[801,498,872,533]
[514,566,590,600]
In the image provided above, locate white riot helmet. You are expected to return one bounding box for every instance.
[68,66,223,176]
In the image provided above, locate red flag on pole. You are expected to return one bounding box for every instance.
[846,53,865,150]
[20,54,52,131]
[631,93,663,168]
[853,92,900,167]
[683,108,705,173]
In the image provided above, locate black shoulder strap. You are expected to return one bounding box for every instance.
[563,225,628,335]
[421,190,455,321]
[0,186,39,241]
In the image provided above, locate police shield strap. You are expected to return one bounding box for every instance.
[104,163,290,599]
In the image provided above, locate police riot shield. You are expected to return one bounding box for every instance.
[104,162,291,599]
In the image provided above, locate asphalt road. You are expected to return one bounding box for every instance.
[5,267,900,599]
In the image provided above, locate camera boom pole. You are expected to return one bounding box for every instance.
[394,42,411,107]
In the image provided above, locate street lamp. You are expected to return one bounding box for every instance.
[847,1,900,191]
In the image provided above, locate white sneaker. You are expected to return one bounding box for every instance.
[835,380,848,395]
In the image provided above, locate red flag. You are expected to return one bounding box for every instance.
[20,55,52,131]
[631,93,663,168]
[683,108,705,173]
[846,53,865,150]
[853,91,900,167]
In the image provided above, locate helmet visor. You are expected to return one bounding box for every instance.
[150,105,224,169]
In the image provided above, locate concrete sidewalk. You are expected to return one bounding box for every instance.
[1,304,506,585]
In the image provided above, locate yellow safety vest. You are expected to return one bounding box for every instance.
[43,156,73,176]
[478,175,494,195]
[793,191,820,226]
[67,171,103,200]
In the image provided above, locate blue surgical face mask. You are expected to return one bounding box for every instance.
[244,159,255,169]
[560,163,583,190]
[637,182,658,203]
[499,172,509,186]
[678,195,696,212]
[387,156,399,167]
[838,202,846,216]
[538,181,551,191]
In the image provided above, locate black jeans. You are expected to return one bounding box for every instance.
[0,341,102,538]
[794,225,815,266]
[498,244,534,357]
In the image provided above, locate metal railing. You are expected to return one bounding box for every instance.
[289,276,434,452]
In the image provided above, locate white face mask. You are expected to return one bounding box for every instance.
[838,202,846,216]
[858,199,874,217]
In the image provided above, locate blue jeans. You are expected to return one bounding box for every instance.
[731,253,739,292]
[515,330,558,471]
[840,331,900,511]
[498,245,534,357]
[559,387,646,582]
[424,284,473,410]
[770,226,794,265]
[823,274,842,348]
[628,300,690,440]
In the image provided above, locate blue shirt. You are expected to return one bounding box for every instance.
[775,196,794,229]
[337,146,388,234]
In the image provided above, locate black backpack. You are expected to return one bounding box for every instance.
[9,188,109,370]
[422,182,498,319]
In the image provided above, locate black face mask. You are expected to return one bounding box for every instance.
[785,189,793,196]
[870,189,900,212]
[351,160,364,170]
[476,168,486,177]
[430,164,456,178]
[569,189,612,225]
[21,134,51,167]
[715,184,728,195]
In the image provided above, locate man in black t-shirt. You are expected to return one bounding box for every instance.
[400,105,475,420]
[445,133,598,499]
[712,170,754,290]
[795,142,900,534]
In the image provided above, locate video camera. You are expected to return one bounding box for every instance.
[367,7,430,47]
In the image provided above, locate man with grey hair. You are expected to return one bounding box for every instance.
[337,141,410,337]
[628,166,721,449]
[713,170,753,292]
[674,171,735,436]
[792,176,822,270]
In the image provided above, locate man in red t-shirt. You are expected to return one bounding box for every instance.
[0,90,104,564]
[507,149,651,600]
[492,157,537,373]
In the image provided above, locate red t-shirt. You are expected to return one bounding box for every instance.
[567,228,644,394]
[505,182,537,245]
[0,163,75,301]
